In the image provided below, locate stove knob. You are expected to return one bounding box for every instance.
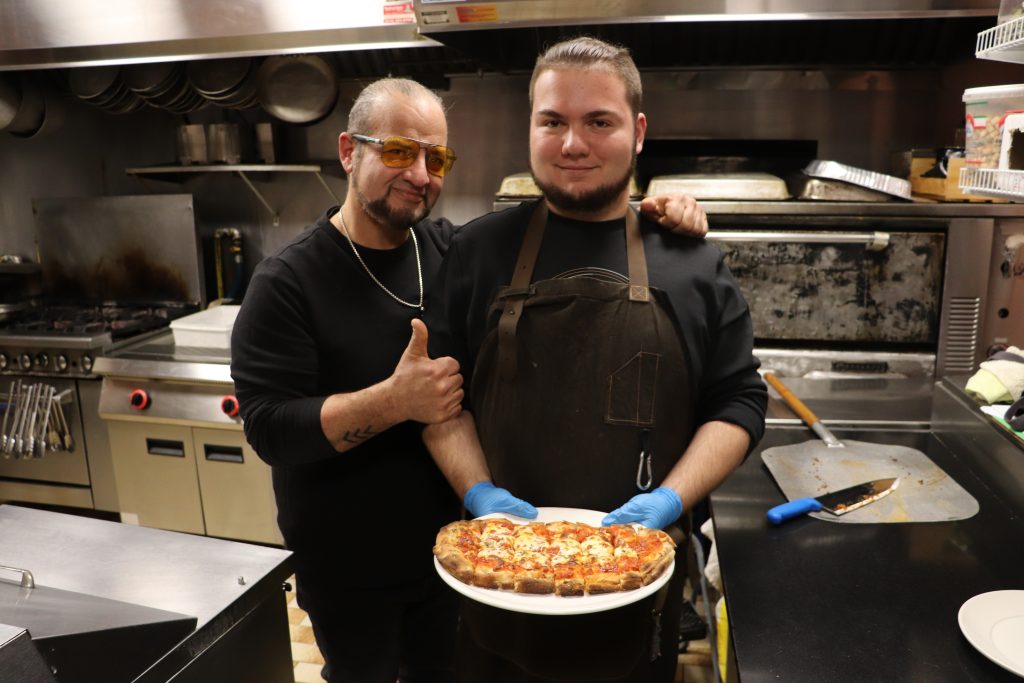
[81,354,94,373]
[55,355,69,372]
[221,395,240,418]
[129,389,151,410]
[19,353,32,370]
[0,353,7,370]
[35,353,49,370]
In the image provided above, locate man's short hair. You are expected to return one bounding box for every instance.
[348,78,445,144]
[529,37,642,115]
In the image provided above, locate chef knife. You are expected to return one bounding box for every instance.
[767,477,899,525]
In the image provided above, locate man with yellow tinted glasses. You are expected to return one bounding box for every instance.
[231,77,708,683]
[350,133,457,178]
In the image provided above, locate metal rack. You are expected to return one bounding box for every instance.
[964,17,1024,202]
[959,167,1024,199]
[975,15,1024,62]
[126,164,342,225]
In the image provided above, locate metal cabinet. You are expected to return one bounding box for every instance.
[193,427,280,544]
[107,419,280,544]
[107,421,205,535]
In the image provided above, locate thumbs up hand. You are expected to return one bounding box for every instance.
[390,319,464,424]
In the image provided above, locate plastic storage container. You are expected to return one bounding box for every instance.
[963,84,1024,168]
[998,0,1024,24]
[170,305,240,348]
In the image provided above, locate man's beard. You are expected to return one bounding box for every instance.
[353,177,431,232]
[531,153,635,216]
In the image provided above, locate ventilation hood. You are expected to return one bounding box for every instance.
[0,0,999,74]
[0,0,439,71]
[412,0,998,70]
[413,0,996,32]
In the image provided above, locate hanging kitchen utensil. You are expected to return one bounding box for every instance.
[68,66,146,115]
[761,372,979,523]
[188,58,260,110]
[256,55,338,124]
[0,74,21,132]
[3,76,46,137]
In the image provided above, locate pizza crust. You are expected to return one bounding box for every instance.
[433,519,675,596]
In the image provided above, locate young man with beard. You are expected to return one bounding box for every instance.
[231,77,709,683]
[422,39,767,682]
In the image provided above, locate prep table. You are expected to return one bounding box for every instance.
[710,376,1024,682]
[0,504,293,682]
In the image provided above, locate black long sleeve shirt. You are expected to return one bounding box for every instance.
[231,207,460,588]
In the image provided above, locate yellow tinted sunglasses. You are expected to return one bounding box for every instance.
[351,133,457,178]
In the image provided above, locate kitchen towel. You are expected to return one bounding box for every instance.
[965,346,1024,404]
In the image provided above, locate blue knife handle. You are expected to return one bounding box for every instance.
[767,498,823,525]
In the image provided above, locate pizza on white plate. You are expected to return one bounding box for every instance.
[433,518,675,596]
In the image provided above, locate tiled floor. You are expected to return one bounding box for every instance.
[285,579,326,683]
[283,577,715,683]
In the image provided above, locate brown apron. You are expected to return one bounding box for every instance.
[460,202,695,682]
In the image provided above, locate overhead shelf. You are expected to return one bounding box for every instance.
[126,163,343,225]
[959,167,1024,200]
[976,15,1024,61]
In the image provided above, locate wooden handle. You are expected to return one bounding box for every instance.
[764,372,820,428]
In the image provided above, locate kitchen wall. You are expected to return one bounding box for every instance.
[1,57,1022,298]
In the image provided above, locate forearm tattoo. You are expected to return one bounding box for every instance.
[342,425,378,444]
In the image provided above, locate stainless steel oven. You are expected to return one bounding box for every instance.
[0,195,201,511]
[494,193,1023,378]
[701,201,1024,379]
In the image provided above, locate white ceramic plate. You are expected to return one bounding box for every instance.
[958,590,1024,677]
[433,506,674,616]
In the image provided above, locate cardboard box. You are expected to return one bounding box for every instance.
[910,153,1006,202]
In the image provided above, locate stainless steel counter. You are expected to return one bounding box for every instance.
[94,330,231,384]
[0,504,293,682]
[711,376,1024,682]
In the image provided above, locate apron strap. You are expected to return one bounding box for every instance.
[497,201,649,380]
[624,208,650,302]
[497,202,549,380]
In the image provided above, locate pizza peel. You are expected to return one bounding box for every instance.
[761,373,978,524]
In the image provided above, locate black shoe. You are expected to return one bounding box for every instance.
[678,598,707,649]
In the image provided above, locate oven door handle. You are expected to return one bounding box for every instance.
[707,230,890,251]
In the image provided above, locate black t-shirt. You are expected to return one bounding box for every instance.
[231,207,460,589]
[425,199,767,446]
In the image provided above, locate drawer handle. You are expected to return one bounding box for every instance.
[205,444,244,463]
[146,438,184,457]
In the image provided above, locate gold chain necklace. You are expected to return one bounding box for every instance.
[338,208,424,311]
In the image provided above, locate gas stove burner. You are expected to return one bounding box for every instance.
[0,303,194,340]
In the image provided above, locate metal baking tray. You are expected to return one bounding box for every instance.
[790,175,897,202]
[645,173,790,200]
[802,160,911,200]
[495,172,642,199]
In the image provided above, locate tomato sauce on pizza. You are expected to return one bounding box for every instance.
[433,519,675,596]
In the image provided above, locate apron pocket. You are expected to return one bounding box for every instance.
[606,351,660,426]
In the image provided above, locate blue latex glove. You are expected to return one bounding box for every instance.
[463,482,538,519]
[602,487,683,529]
